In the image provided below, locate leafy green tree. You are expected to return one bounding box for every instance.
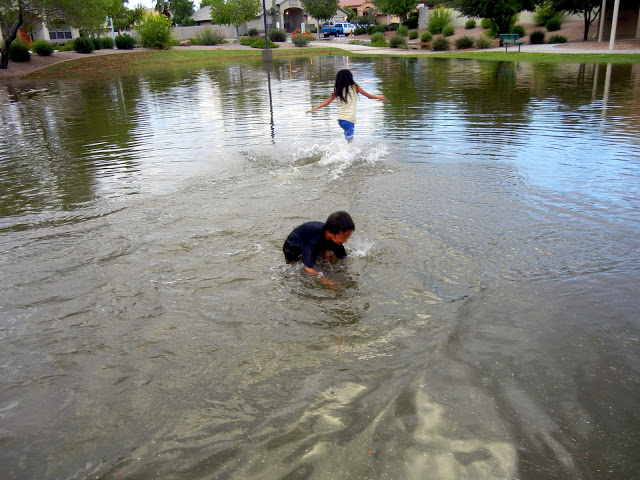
[170,0,196,25]
[300,0,338,38]
[550,0,600,40]
[0,0,110,69]
[209,0,262,39]
[107,0,146,31]
[454,0,535,35]
[374,0,419,21]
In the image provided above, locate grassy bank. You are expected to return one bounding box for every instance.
[427,51,640,64]
[28,48,344,78]
[29,47,640,78]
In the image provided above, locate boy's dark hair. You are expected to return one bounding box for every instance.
[333,69,357,103]
[324,211,355,234]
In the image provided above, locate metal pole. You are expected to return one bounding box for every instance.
[261,0,272,61]
[598,0,606,42]
[608,0,620,50]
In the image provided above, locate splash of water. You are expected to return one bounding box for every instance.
[292,140,389,179]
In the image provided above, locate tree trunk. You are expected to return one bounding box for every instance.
[584,13,591,41]
[1,46,9,69]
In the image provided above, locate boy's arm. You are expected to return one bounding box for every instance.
[306,93,337,113]
[356,85,387,102]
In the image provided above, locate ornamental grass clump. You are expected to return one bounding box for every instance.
[369,32,387,47]
[431,36,450,51]
[389,34,409,49]
[474,35,493,49]
[548,34,567,43]
[454,35,474,49]
[530,30,545,44]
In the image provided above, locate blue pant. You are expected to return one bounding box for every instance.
[338,120,355,141]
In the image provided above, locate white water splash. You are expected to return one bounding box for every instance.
[292,139,389,179]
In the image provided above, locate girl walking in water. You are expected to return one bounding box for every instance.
[306,69,387,142]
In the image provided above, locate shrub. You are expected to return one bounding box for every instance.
[389,34,409,49]
[546,17,562,31]
[548,34,567,43]
[409,30,418,40]
[474,35,493,49]
[247,27,259,37]
[454,35,474,49]
[100,37,115,49]
[115,34,135,49]
[533,3,561,27]
[354,26,366,35]
[480,18,492,29]
[530,30,545,44]
[91,38,102,50]
[250,37,278,49]
[32,40,54,56]
[511,25,525,37]
[369,32,387,46]
[420,31,432,43]
[195,28,225,45]
[136,12,173,49]
[465,19,476,29]
[240,37,254,46]
[386,23,399,31]
[268,29,287,42]
[8,39,30,62]
[396,25,409,37]
[431,36,450,51]
[428,6,453,34]
[291,30,313,47]
[74,37,95,54]
[443,25,455,37]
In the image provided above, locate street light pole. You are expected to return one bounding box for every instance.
[262,0,272,62]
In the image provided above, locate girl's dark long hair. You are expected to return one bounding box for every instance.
[333,69,357,103]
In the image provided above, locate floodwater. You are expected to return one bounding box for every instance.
[1,56,639,479]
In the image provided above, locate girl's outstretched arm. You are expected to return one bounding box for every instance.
[355,85,387,102]
[306,93,337,113]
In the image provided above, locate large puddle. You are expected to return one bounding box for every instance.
[1,56,639,479]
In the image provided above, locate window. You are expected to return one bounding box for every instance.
[48,26,72,40]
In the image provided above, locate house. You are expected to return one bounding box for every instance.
[339,0,399,25]
[274,0,350,32]
[190,2,350,34]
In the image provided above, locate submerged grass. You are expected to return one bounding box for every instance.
[29,47,640,78]
[28,48,345,78]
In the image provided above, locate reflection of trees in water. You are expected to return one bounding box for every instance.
[0,78,142,219]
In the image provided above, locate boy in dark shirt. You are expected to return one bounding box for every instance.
[283,211,355,278]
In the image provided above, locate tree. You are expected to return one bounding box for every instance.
[0,0,110,70]
[300,0,338,39]
[107,0,146,32]
[374,0,419,21]
[209,0,262,39]
[550,0,600,40]
[169,0,196,25]
[454,0,535,35]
